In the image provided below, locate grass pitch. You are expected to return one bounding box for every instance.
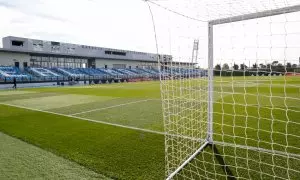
[163,76,300,179]
[0,78,299,179]
[0,132,107,180]
[0,82,165,180]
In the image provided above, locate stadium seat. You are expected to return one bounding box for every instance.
[26,67,61,80]
[113,68,138,77]
[97,68,124,77]
[53,68,88,78]
[78,68,106,76]
[0,66,31,81]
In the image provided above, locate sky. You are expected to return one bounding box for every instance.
[0,0,157,52]
[0,0,299,68]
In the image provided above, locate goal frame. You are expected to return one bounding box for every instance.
[166,4,300,180]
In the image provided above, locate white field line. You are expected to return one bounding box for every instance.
[1,102,299,159]
[0,102,165,135]
[164,136,300,159]
[70,99,159,116]
[214,141,300,159]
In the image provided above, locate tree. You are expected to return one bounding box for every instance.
[276,63,284,72]
[292,64,298,68]
[286,62,292,68]
[215,64,221,70]
[222,63,229,70]
[233,63,239,70]
[272,61,278,66]
[252,63,258,69]
[240,64,248,70]
[259,63,266,69]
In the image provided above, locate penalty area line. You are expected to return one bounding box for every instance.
[0,102,165,136]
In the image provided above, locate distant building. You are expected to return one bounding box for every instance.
[0,36,177,70]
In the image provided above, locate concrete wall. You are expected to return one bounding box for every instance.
[0,51,158,70]
[3,36,29,50]
[3,36,168,62]
[0,52,30,70]
[95,58,157,69]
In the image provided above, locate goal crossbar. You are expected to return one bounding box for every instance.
[209,4,300,25]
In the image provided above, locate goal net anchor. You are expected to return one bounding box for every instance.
[166,141,210,180]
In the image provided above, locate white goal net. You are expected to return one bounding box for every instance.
[145,0,300,179]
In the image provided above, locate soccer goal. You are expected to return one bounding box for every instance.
[145,0,300,179]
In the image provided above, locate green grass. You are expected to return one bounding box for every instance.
[0,78,299,179]
[23,82,161,98]
[163,76,300,179]
[0,132,107,180]
[0,104,165,180]
[76,99,163,131]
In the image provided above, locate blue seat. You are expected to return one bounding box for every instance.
[78,68,106,76]
[27,67,61,79]
[0,66,31,81]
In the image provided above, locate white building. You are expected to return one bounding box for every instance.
[0,36,173,70]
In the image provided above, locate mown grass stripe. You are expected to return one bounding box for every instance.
[0,102,165,136]
[1,102,298,160]
[0,132,108,180]
[0,104,165,179]
[71,98,159,116]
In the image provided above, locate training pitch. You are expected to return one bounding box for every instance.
[0,77,299,179]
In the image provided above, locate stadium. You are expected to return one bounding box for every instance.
[0,0,300,180]
[0,36,171,86]
[0,36,200,88]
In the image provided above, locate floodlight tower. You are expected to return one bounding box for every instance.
[191,39,199,63]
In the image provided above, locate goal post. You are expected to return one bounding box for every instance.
[207,22,214,144]
[146,0,300,179]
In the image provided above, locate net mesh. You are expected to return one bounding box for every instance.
[146,0,300,179]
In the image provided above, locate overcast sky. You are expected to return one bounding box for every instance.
[0,0,299,68]
[0,0,157,52]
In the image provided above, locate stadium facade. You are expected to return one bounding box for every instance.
[0,36,203,89]
[0,36,175,70]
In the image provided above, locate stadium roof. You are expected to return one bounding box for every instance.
[1,36,168,62]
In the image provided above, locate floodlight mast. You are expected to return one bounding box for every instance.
[165,4,300,180]
[191,39,199,64]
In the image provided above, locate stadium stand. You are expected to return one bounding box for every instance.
[97,68,124,77]
[138,68,159,75]
[0,66,31,81]
[1,65,204,85]
[126,68,140,74]
[113,68,138,77]
[128,68,148,75]
[78,68,107,76]
[136,68,159,76]
[0,66,203,79]
[27,67,61,77]
[53,68,87,77]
